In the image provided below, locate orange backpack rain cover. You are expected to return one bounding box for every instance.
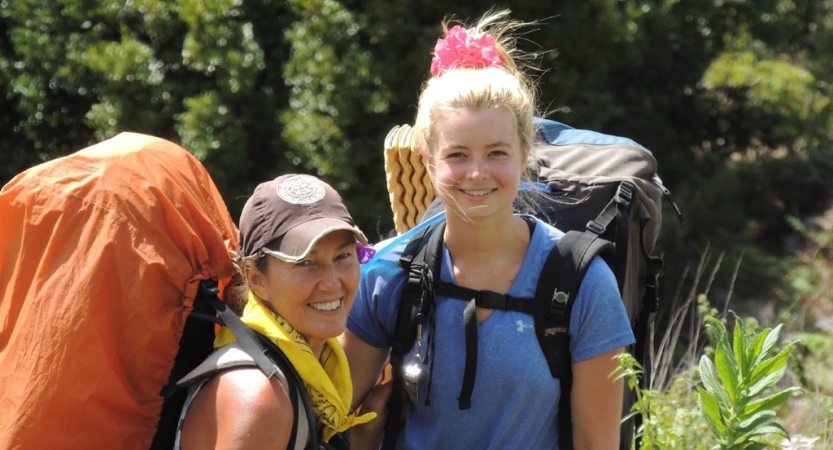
[0,133,239,449]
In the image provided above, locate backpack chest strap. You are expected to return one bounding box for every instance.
[435,281,538,314]
[435,280,553,411]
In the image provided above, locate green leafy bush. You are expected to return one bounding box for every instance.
[697,314,798,449]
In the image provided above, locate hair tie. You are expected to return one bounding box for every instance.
[430,26,504,77]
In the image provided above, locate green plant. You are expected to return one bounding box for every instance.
[697,313,798,449]
[617,353,677,449]
[616,352,714,450]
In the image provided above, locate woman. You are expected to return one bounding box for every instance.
[342,11,634,450]
[177,174,381,450]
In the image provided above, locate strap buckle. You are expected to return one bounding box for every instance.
[615,183,634,205]
[548,289,570,316]
[406,262,425,291]
[475,290,507,310]
[586,220,605,235]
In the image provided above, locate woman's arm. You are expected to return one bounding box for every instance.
[347,366,392,450]
[571,347,625,450]
[340,328,391,450]
[340,328,390,410]
[180,367,293,450]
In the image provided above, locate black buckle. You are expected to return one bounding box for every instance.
[615,183,634,205]
[198,279,220,297]
[406,264,423,290]
[476,290,507,310]
[586,220,605,235]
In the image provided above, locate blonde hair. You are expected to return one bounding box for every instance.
[413,10,541,217]
[414,10,538,155]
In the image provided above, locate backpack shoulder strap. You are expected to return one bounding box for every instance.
[198,280,315,450]
[175,341,259,388]
[534,230,614,450]
[392,220,445,358]
[383,220,445,450]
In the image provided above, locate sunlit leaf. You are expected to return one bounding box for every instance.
[746,362,787,399]
[714,340,739,405]
[700,355,731,408]
[756,324,782,364]
[748,345,792,387]
[737,389,795,421]
[698,386,728,437]
[732,313,748,377]
[735,410,775,436]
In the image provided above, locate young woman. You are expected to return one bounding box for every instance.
[176,174,383,450]
[342,11,635,450]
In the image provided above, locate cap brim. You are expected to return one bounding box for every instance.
[267,217,368,262]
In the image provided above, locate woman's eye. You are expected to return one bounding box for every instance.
[295,260,312,267]
[490,149,508,157]
[336,252,356,262]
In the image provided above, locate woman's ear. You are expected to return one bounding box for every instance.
[244,261,270,301]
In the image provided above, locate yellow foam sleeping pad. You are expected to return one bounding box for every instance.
[383,124,436,235]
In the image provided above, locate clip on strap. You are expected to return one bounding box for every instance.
[585,219,606,235]
[615,182,634,205]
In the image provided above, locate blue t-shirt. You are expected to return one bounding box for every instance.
[347,217,635,450]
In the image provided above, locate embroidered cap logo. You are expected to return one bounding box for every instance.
[276,175,326,204]
[430,26,504,77]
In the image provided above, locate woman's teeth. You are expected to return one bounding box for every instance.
[310,299,341,311]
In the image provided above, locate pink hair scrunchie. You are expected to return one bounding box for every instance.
[430,26,504,77]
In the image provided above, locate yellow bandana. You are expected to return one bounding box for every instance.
[214,292,376,442]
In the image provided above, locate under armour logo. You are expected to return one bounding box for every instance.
[516,320,533,333]
[552,289,569,304]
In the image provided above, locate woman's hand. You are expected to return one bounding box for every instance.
[348,365,392,450]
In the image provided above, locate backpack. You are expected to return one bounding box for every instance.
[380,118,686,450]
[0,133,334,450]
[0,132,237,450]
[156,279,345,450]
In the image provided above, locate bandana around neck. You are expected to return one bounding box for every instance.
[214,292,376,442]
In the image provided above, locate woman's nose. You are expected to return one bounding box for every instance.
[318,264,341,291]
[467,156,487,179]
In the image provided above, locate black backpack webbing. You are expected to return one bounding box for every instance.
[536,229,615,449]
[153,280,319,450]
[383,220,445,450]
[152,281,217,450]
[382,225,613,449]
[382,183,653,450]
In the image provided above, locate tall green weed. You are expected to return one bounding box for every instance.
[697,314,798,449]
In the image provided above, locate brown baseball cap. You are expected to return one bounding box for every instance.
[238,174,368,262]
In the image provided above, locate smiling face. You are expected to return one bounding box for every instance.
[428,107,527,221]
[245,229,360,352]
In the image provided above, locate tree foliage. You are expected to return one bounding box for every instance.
[1,0,832,261]
[0,0,391,231]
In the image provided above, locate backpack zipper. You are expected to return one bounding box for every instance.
[652,175,687,224]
